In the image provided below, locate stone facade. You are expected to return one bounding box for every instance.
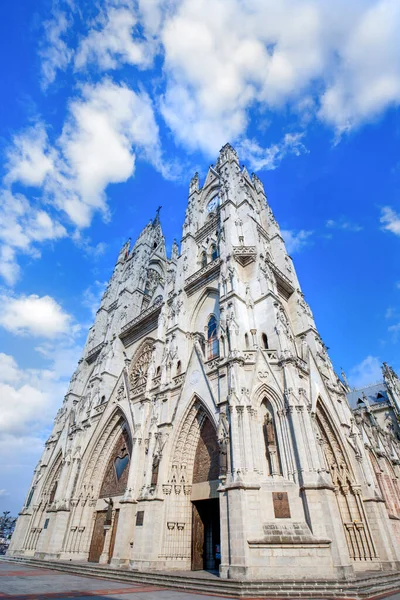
[8,144,400,580]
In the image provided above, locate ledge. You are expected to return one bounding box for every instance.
[119,300,162,347]
[270,263,294,299]
[248,522,331,547]
[86,342,105,365]
[184,258,220,296]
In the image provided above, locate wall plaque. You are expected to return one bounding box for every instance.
[136,510,144,526]
[272,492,291,518]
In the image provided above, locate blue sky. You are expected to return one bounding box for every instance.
[0,0,400,514]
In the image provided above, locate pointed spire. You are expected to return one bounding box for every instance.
[189,172,199,195]
[117,238,131,264]
[153,205,162,226]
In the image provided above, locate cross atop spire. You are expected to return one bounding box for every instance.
[153,206,162,226]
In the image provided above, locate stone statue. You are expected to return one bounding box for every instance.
[104,497,113,525]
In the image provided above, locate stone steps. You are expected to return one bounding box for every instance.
[2,556,400,599]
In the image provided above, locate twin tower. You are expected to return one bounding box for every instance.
[9,144,400,582]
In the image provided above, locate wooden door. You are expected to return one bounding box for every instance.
[88,511,106,563]
[191,503,204,570]
[107,509,119,564]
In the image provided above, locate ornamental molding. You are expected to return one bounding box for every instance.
[232,245,257,267]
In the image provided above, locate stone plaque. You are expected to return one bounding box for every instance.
[272,492,291,518]
[136,510,144,526]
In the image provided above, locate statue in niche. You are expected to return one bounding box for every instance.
[263,406,281,476]
[104,497,114,526]
[218,413,230,477]
[264,412,276,445]
[151,453,161,487]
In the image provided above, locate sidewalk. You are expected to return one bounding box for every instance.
[0,561,231,600]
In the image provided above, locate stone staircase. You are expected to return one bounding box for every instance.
[2,556,400,599]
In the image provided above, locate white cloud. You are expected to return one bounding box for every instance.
[5,80,164,231]
[39,9,74,89]
[158,0,400,153]
[0,191,67,286]
[82,280,108,317]
[319,0,400,134]
[348,355,382,388]
[51,79,162,226]
[0,246,19,286]
[0,345,80,438]
[238,134,308,171]
[380,206,400,236]
[281,229,313,254]
[0,80,168,283]
[75,6,154,71]
[0,294,72,338]
[5,125,54,187]
[326,218,363,232]
[0,342,82,513]
[36,0,400,156]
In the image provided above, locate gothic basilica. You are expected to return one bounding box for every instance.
[9,144,400,583]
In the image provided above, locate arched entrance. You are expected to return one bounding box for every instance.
[191,417,220,571]
[88,424,131,563]
[162,400,221,572]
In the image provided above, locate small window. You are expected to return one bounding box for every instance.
[201,251,207,268]
[262,333,269,349]
[245,333,249,349]
[26,488,34,507]
[156,366,161,377]
[153,242,157,249]
[177,360,182,375]
[101,395,106,404]
[211,243,218,261]
[207,315,219,359]
[43,518,50,530]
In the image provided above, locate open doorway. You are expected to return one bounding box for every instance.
[191,498,220,571]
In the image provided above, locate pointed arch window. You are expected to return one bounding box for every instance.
[245,333,249,349]
[207,315,219,359]
[211,243,218,261]
[201,251,207,268]
[262,333,269,349]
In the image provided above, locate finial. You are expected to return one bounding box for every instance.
[340,368,350,391]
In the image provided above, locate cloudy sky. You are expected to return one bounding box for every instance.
[1,0,400,514]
